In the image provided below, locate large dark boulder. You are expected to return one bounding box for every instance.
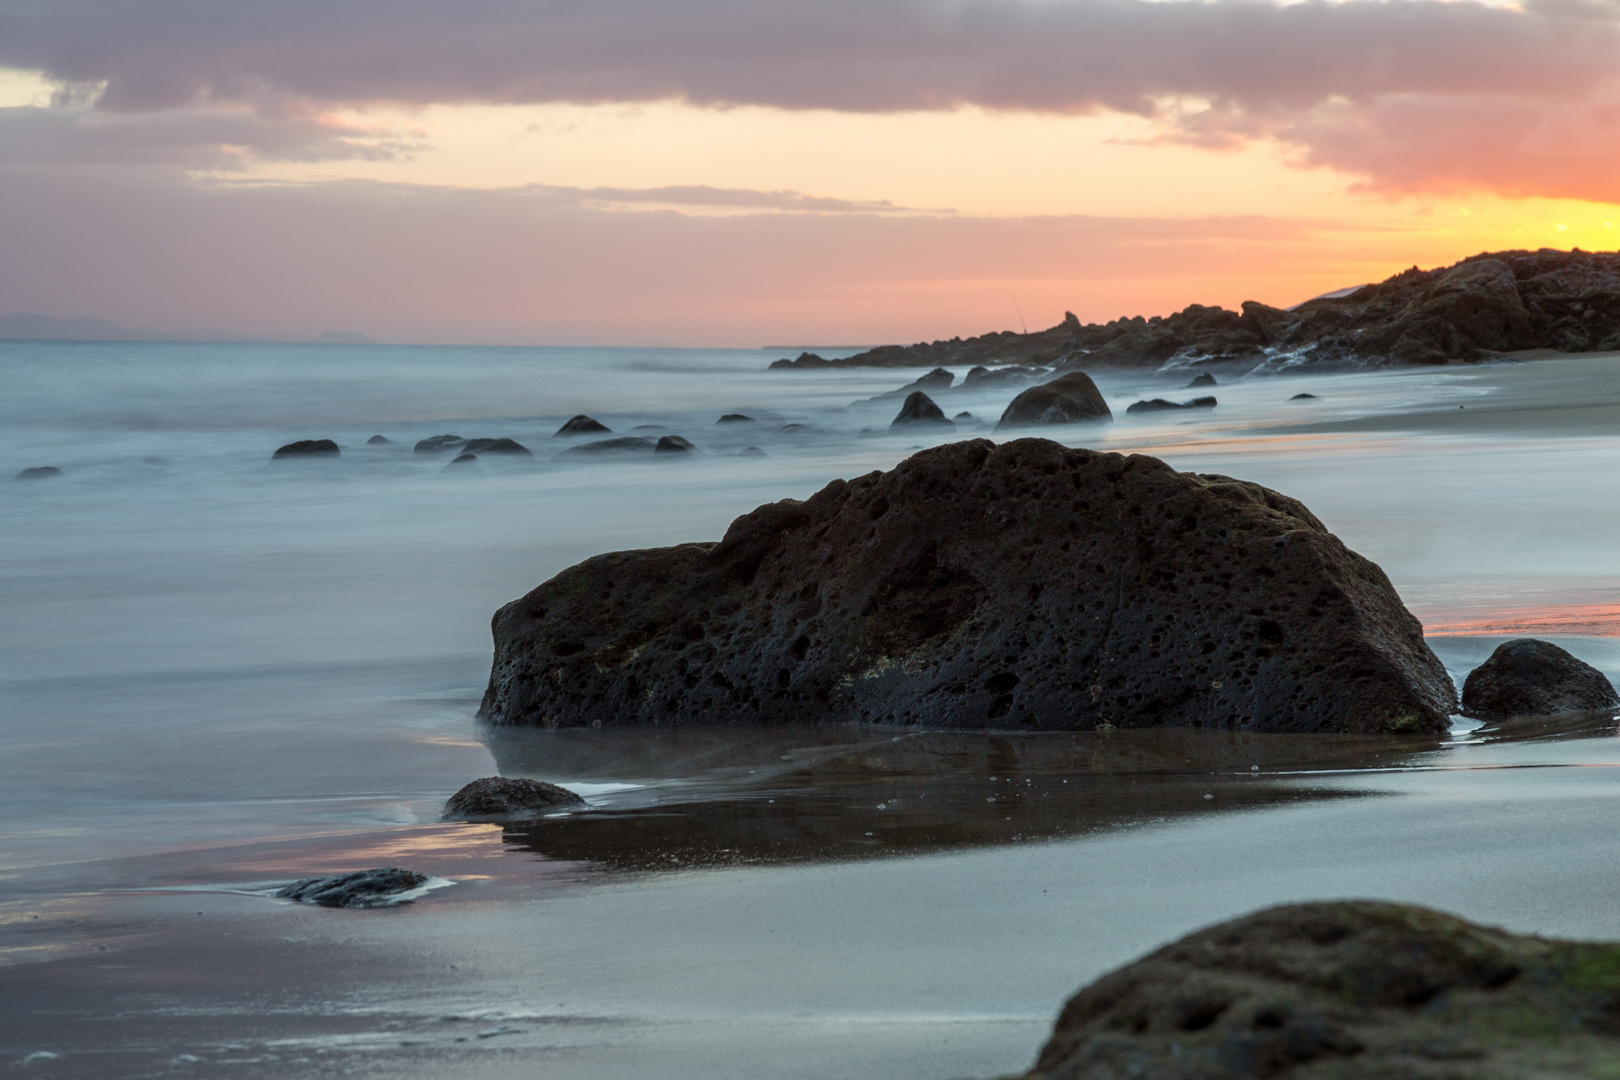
[272,439,339,459]
[654,435,696,454]
[461,437,532,455]
[1461,638,1620,718]
[995,372,1112,431]
[275,868,429,908]
[479,439,1455,734]
[554,415,611,437]
[1011,901,1620,1080]
[889,391,953,431]
[442,776,584,821]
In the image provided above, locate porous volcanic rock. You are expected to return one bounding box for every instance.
[272,439,340,459]
[554,415,611,437]
[275,868,429,908]
[1127,396,1218,414]
[1461,638,1620,718]
[1010,901,1620,1080]
[461,437,531,455]
[995,372,1112,431]
[366,435,392,445]
[14,466,61,480]
[479,439,1456,733]
[414,434,464,453]
[1185,372,1218,388]
[655,435,696,454]
[442,776,585,821]
[889,391,953,430]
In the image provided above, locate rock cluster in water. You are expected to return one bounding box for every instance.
[479,439,1456,734]
[274,868,429,908]
[442,776,585,820]
[772,249,1620,371]
[1461,638,1620,718]
[1010,901,1620,1080]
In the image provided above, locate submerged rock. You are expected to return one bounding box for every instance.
[272,439,340,459]
[1291,392,1319,400]
[779,423,810,433]
[737,446,769,457]
[480,439,1456,733]
[275,868,429,908]
[554,415,611,437]
[1185,372,1218,388]
[889,391,953,431]
[995,372,1112,431]
[717,414,755,424]
[366,435,392,445]
[1461,638,1620,718]
[1012,900,1620,1080]
[14,466,61,480]
[654,435,696,455]
[461,437,532,455]
[442,776,585,821]
[1127,396,1218,414]
[561,436,656,457]
[445,452,478,467]
[414,434,464,453]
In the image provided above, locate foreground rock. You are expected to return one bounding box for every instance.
[1127,396,1218,414]
[480,439,1455,733]
[14,466,61,480]
[554,415,611,437]
[442,776,586,821]
[889,391,953,431]
[996,372,1112,431]
[275,868,429,908]
[272,439,339,459]
[1461,638,1620,718]
[1012,901,1620,1080]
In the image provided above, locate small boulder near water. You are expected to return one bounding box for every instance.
[996,372,1112,431]
[654,435,696,455]
[554,415,611,437]
[272,439,340,459]
[14,466,61,480]
[1184,372,1218,388]
[1126,396,1217,414]
[275,868,430,908]
[479,438,1456,733]
[442,776,586,821]
[1008,901,1620,1080]
[889,391,953,431]
[717,414,755,424]
[461,437,531,455]
[1461,638,1620,718]
[414,434,464,453]
[366,434,392,445]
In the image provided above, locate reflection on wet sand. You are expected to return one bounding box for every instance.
[481,726,1445,870]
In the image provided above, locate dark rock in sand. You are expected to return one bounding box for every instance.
[654,435,696,455]
[562,436,657,457]
[479,438,1456,734]
[442,776,585,821]
[461,437,532,455]
[1461,638,1620,718]
[275,867,429,908]
[1012,900,1620,1080]
[717,414,755,424]
[1291,393,1319,400]
[1184,372,1218,388]
[889,391,953,431]
[414,434,464,453]
[1126,396,1218,414]
[768,351,833,370]
[445,452,478,467]
[996,372,1112,431]
[366,435,392,445]
[14,466,61,480]
[272,439,340,459]
[554,415,611,437]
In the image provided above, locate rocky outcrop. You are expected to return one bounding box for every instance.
[14,466,61,480]
[272,439,340,459]
[889,391,953,431]
[479,439,1455,734]
[461,437,531,455]
[995,372,1112,431]
[442,777,585,820]
[1127,396,1218,414]
[1012,900,1620,1080]
[1461,639,1620,718]
[780,249,1620,371]
[554,415,611,437]
[274,868,430,908]
[655,435,696,454]
[414,434,464,453]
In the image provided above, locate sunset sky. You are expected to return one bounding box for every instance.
[2,0,1619,346]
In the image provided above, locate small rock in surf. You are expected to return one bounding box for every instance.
[554,415,611,437]
[461,438,532,455]
[717,414,755,424]
[275,868,430,908]
[1184,372,1218,388]
[996,372,1112,431]
[272,439,340,459]
[414,434,465,453]
[1461,638,1620,718]
[442,776,586,821]
[654,435,697,455]
[1126,396,1217,414]
[366,435,392,445]
[889,391,953,431]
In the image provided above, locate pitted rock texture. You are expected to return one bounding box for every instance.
[442,776,585,820]
[1013,901,1620,1080]
[996,372,1112,431]
[1461,638,1620,718]
[479,439,1454,733]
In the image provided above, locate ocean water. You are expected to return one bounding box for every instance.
[4,340,1620,1078]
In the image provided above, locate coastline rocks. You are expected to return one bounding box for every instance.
[889,391,953,431]
[1184,372,1218,388]
[654,435,696,455]
[479,438,1456,734]
[414,434,464,453]
[995,372,1112,431]
[442,776,586,821]
[1127,396,1217,414]
[461,437,531,455]
[554,415,611,437]
[1461,638,1620,718]
[14,466,61,480]
[562,436,656,457]
[717,414,755,424]
[366,435,392,445]
[964,364,1048,389]
[1012,901,1620,1080]
[272,439,340,459]
[274,868,429,908]
[768,351,832,370]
